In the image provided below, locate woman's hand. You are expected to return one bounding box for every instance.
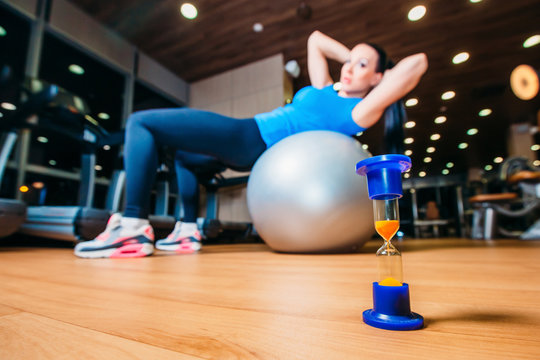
[352,52,428,128]
[307,31,350,89]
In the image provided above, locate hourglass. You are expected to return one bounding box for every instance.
[356,155,424,331]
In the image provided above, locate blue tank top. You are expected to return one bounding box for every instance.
[254,85,365,147]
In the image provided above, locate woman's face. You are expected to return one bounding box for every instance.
[339,43,383,97]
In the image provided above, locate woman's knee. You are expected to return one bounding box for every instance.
[126,110,153,131]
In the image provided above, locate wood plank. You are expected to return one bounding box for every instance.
[0,312,202,359]
[0,239,539,359]
[0,304,20,317]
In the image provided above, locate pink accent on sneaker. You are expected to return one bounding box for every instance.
[176,244,198,254]
[96,233,110,242]
[112,236,139,245]
[110,244,149,258]
[144,226,155,240]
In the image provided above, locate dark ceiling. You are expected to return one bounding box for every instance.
[68,0,540,178]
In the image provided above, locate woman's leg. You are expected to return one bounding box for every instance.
[124,108,266,220]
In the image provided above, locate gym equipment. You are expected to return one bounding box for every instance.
[3,77,114,241]
[246,130,373,253]
[469,157,540,240]
[356,154,423,331]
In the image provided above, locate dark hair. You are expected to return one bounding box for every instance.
[366,43,393,73]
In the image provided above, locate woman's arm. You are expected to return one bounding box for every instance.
[307,30,350,89]
[351,53,428,128]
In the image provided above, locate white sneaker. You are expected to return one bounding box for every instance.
[155,221,202,253]
[74,214,154,258]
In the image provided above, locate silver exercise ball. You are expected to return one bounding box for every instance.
[247,131,373,253]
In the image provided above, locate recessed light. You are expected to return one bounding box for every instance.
[534,160,540,167]
[49,160,57,166]
[95,165,103,171]
[103,145,111,151]
[405,98,418,107]
[470,0,482,3]
[404,137,414,144]
[426,147,435,153]
[404,173,410,178]
[523,35,540,48]
[424,157,432,163]
[0,25,6,37]
[452,52,469,64]
[405,150,413,156]
[434,116,447,124]
[478,108,492,117]
[419,171,426,177]
[430,134,441,141]
[333,82,342,91]
[494,157,504,163]
[408,5,426,21]
[441,91,455,100]
[467,128,478,135]
[362,144,369,150]
[442,169,450,175]
[68,64,85,75]
[531,144,540,151]
[19,185,29,193]
[180,3,198,19]
[1,102,16,110]
[405,121,416,128]
[458,142,468,149]
[446,162,454,168]
[484,165,493,171]
[253,23,264,32]
[37,136,48,143]
[98,112,110,120]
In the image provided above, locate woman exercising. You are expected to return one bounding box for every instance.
[74,31,428,258]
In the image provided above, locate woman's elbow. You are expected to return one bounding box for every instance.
[414,53,428,75]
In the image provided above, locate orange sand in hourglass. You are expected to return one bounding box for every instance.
[374,220,402,286]
[375,220,399,241]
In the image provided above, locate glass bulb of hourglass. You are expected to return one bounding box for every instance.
[374,198,403,286]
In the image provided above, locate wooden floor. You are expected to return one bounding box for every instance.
[1,237,539,360]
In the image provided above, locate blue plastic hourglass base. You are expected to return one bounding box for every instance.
[363,309,424,331]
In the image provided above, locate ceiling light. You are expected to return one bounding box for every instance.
[404,137,414,144]
[95,165,103,171]
[49,160,56,166]
[405,98,418,107]
[478,108,492,117]
[32,182,44,189]
[405,121,416,128]
[419,171,426,177]
[434,116,447,124]
[405,150,413,156]
[494,157,504,163]
[98,112,110,120]
[408,5,426,21]
[442,169,450,175]
[452,52,469,64]
[446,162,454,168]
[441,91,455,100]
[0,112,3,117]
[103,145,111,151]
[426,147,435,153]
[467,128,478,135]
[68,64,85,75]
[523,35,540,48]
[484,165,493,171]
[333,82,342,91]
[0,25,6,37]
[404,173,410,179]
[510,64,539,100]
[362,144,369,150]
[424,157,432,163]
[458,142,468,149]
[1,102,16,110]
[19,185,29,193]
[253,23,264,32]
[531,144,540,151]
[37,136,48,143]
[430,134,441,141]
[534,160,540,167]
[180,3,198,19]
[470,0,482,3]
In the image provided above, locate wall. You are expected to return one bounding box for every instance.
[190,54,289,222]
